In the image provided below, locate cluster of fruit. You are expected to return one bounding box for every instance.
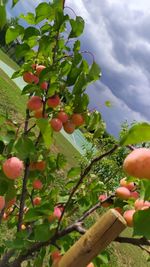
[23,64,85,134]
[99,147,150,227]
[0,158,65,230]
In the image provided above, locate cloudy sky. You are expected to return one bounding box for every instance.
[7,0,150,136]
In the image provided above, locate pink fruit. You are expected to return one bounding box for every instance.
[50,118,62,132]
[130,191,139,199]
[40,82,48,90]
[57,111,69,123]
[123,209,135,227]
[23,72,39,84]
[35,65,46,76]
[33,197,41,206]
[71,113,84,126]
[99,194,110,208]
[36,161,46,171]
[51,250,62,263]
[63,121,75,134]
[53,206,62,219]
[134,199,145,210]
[27,96,43,111]
[33,180,43,190]
[48,206,62,222]
[47,95,60,108]
[116,187,131,200]
[0,196,5,211]
[123,148,150,179]
[3,157,24,179]
[120,178,135,191]
[87,263,94,267]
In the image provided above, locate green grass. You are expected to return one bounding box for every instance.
[0,68,26,120]
[110,228,150,267]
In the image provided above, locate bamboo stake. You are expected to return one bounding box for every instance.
[55,209,126,267]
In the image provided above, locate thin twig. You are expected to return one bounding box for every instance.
[17,160,30,231]
[57,144,118,231]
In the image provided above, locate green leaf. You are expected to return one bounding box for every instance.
[60,60,72,76]
[5,183,16,202]
[36,119,53,149]
[0,180,9,195]
[105,100,112,107]
[5,25,24,44]
[15,43,31,59]
[15,136,35,159]
[67,167,81,178]
[12,0,19,7]
[25,204,53,222]
[23,27,40,40]
[73,72,87,94]
[87,61,101,83]
[120,123,150,145]
[34,223,51,242]
[35,3,54,23]
[0,5,6,29]
[134,209,150,239]
[87,111,101,131]
[69,16,84,38]
[73,40,80,52]
[20,13,35,24]
[140,180,150,200]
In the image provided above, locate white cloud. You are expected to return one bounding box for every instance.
[66,0,150,135]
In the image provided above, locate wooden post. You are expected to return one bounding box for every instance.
[55,209,126,267]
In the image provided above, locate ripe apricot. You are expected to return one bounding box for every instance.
[71,113,84,126]
[130,191,139,199]
[47,95,60,108]
[123,148,150,179]
[120,178,135,191]
[23,72,39,84]
[63,121,75,134]
[57,111,68,123]
[27,96,43,111]
[33,179,43,190]
[35,65,46,76]
[48,206,62,222]
[98,194,111,208]
[0,196,5,210]
[134,199,145,210]
[3,157,24,179]
[87,263,94,267]
[50,118,62,132]
[36,161,46,171]
[33,197,41,206]
[116,187,131,200]
[51,250,62,263]
[123,209,135,227]
[40,81,48,90]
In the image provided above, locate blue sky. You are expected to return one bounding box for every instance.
[7,0,150,136]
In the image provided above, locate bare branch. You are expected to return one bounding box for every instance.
[115,236,150,246]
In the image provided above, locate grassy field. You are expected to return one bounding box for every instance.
[0,50,149,267]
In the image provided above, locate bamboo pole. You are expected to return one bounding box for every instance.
[55,209,127,267]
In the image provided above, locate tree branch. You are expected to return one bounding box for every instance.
[57,144,118,231]
[115,236,150,246]
[17,159,30,231]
